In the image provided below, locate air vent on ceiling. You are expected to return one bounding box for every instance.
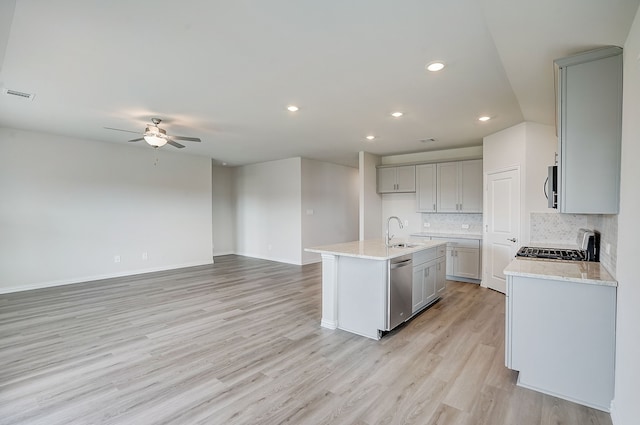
[2,88,35,100]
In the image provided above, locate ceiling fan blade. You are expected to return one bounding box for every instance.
[169,135,201,142]
[128,137,144,143]
[167,139,185,148]
[104,127,142,134]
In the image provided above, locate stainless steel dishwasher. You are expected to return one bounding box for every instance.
[387,254,413,331]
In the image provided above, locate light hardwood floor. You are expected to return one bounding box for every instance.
[0,255,612,425]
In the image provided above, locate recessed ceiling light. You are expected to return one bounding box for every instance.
[426,62,445,72]
[478,116,491,122]
[391,112,403,118]
[287,105,299,112]
[366,135,375,141]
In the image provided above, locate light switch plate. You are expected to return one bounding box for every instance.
[461,224,470,229]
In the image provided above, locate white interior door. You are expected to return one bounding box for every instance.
[484,168,520,293]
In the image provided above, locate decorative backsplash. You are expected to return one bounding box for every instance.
[530,213,588,244]
[421,213,483,234]
[530,212,618,277]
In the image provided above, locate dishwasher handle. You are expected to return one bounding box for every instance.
[390,258,412,269]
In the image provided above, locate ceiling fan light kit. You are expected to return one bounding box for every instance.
[105,118,201,149]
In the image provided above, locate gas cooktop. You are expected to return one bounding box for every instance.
[516,246,587,261]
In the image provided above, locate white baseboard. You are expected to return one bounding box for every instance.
[0,260,214,294]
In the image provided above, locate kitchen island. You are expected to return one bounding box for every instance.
[504,257,617,411]
[306,239,447,340]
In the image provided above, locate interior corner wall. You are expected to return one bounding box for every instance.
[523,122,558,243]
[359,151,382,240]
[212,164,236,256]
[612,5,640,424]
[0,128,213,293]
[301,159,358,264]
[483,121,556,247]
[234,157,302,264]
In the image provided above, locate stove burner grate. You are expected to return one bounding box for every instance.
[516,247,587,261]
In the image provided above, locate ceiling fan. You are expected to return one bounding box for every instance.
[104,118,201,149]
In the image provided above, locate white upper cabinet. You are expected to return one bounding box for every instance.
[555,46,622,214]
[377,165,416,193]
[416,164,437,212]
[459,160,483,213]
[436,160,482,213]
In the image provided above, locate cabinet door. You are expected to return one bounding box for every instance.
[460,160,483,213]
[416,164,437,212]
[446,247,454,276]
[377,167,397,193]
[412,266,425,313]
[559,50,622,214]
[436,259,446,294]
[395,166,416,192]
[423,262,437,305]
[437,162,459,212]
[454,248,480,279]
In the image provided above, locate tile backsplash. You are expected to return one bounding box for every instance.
[530,213,588,244]
[530,212,617,277]
[421,213,483,234]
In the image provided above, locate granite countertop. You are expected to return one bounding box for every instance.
[305,239,447,260]
[504,257,617,287]
[411,232,483,240]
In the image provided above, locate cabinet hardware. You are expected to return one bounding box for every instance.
[433,203,436,211]
[507,238,517,242]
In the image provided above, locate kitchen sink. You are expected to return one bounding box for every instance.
[390,243,421,248]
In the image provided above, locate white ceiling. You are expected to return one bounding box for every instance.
[1,0,638,167]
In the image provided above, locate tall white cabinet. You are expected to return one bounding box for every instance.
[416,164,437,212]
[555,46,622,214]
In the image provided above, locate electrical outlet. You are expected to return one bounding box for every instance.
[424,222,430,228]
[142,252,148,260]
[461,224,470,229]
[114,255,121,263]
[404,220,409,227]
[605,243,611,255]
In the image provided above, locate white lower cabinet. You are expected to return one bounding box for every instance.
[431,237,481,281]
[412,245,446,313]
[505,274,616,411]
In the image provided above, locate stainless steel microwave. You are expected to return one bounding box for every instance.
[547,165,558,209]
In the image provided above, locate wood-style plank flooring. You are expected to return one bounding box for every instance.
[0,255,612,425]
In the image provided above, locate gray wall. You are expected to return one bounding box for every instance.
[0,128,213,293]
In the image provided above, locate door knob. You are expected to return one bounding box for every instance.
[507,238,517,242]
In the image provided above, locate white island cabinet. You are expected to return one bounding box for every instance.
[306,239,447,340]
[504,258,617,412]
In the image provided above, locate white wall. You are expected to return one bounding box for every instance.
[301,159,358,264]
[212,164,236,256]
[234,157,302,264]
[381,193,422,240]
[359,151,382,240]
[612,6,640,424]
[482,121,556,246]
[0,128,213,293]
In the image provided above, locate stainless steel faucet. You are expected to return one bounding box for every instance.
[386,216,404,247]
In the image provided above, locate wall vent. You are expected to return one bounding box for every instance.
[2,88,35,100]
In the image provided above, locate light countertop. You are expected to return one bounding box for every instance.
[305,239,447,260]
[504,257,617,287]
[411,232,483,240]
